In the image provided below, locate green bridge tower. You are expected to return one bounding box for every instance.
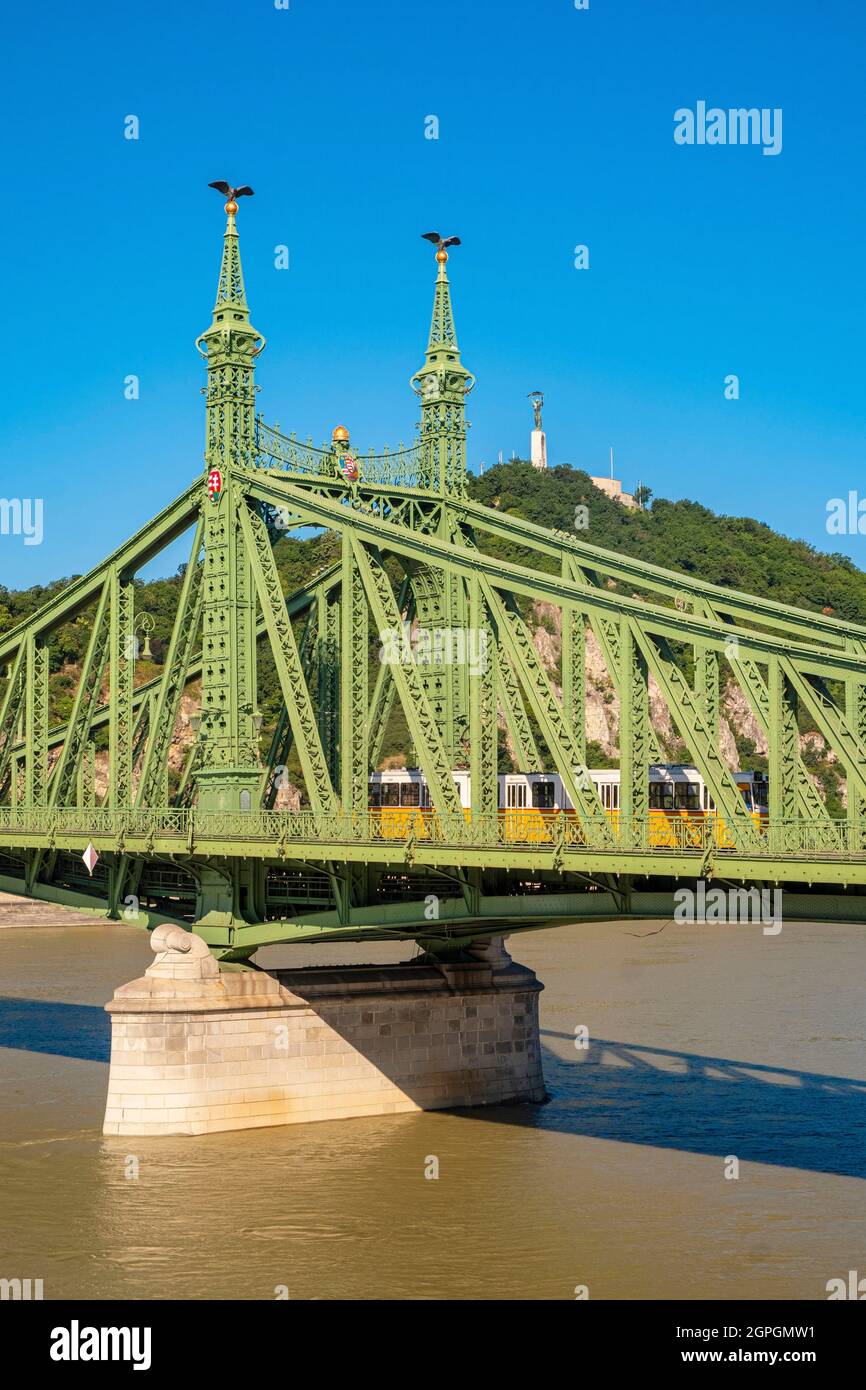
[410,238,477,764]
[194,193,265,814]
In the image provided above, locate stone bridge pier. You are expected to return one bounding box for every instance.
[103,928,546,1136]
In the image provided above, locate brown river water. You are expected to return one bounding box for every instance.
[0,917,864,1301]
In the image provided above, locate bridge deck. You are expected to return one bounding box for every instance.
[2,809,866,887]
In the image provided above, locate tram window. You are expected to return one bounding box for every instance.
[650,783,674,811]
[532,782,555,809]
[507,782,527,809]
[611,782,619,810]
[368,783,382,807]
[401,782,420,807]
[381,783,400,807]
[420,783,431,808]
[738,784,753,810]
[675,784,700,812]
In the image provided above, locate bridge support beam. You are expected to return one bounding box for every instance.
[103,926,545,1137]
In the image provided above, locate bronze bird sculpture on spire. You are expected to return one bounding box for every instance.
[422,231,461,251]
[209,181,254,201]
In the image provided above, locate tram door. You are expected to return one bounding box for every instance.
[504,780,528,840]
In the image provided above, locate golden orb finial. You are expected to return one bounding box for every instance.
[225,199,239,216]
[436,248,448,264]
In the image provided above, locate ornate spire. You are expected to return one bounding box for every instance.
[426,248,459,352]
[411,239,474,496]
[212,204,250,322]
[196,195,265,472]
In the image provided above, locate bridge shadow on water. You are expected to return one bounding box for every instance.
[1,999,864,1179]
[478,1033,866,1181]
[0,997,110,1063]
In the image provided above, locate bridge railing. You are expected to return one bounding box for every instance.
[1,807,866,861]
[0,808,190,838]
[253,419,424,489]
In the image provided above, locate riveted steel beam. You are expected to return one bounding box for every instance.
[108,571,135,810]
[632,627,762,851]
[136,517,205,809]
[561,563,586,765]
[469,576,498,819]
[238,499,337,817]
[495,642,542,772]
[480,580,611,834]
[24,633,49,809]
[49,579,111,809]
[619,617,650,833]
[350,538,463,817]
[340,533,369,816]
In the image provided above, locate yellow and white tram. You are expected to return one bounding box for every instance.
[367,764,769,843]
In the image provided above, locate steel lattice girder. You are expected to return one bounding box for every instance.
[350,537,463,817]
[136,518,206,809]
[456,497,863,650]
[256,468,866,647]
[238,500,338,816]
[9,560,336,761]
[479,578,612,832]
[244,472,866,683]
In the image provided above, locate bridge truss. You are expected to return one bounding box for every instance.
[2,205,866,958]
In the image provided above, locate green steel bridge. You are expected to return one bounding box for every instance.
[3,200,866,960]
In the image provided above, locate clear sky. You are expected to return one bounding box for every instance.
[2,0,865,589]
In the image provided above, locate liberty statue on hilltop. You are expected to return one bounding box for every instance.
[528,390,547,469]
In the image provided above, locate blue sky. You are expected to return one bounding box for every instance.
[2,0,865,588]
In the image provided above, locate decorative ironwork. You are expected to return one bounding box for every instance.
[254,418,423,490]
[2,805,866,866]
